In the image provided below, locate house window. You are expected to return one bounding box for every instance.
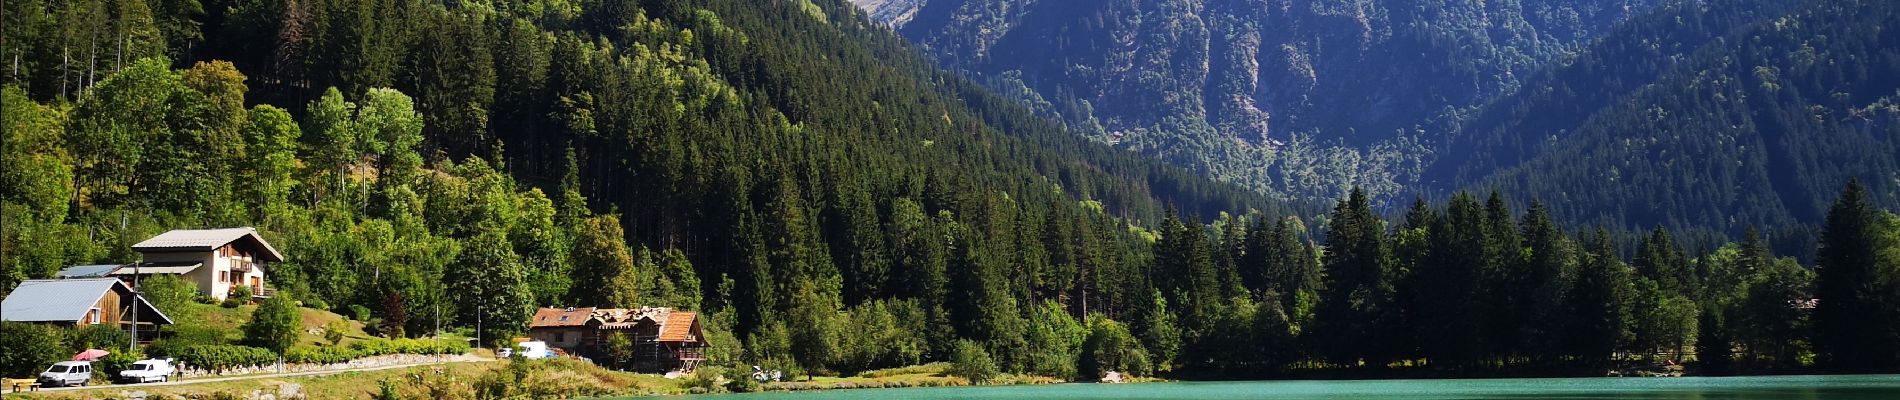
[86,308,101,325]
[220,271,229,283]
[556,332,567,343]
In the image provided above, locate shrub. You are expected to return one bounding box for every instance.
[0,322,68,378]
[947,340,998,385]
[680,366,725,393]
[1081,315,1151,378]
[242,295,301,353]
[67,324,131,352]
[722,367,761,393]
[175,345,277,371]
[374,380,403,400]
[145,324,232,359]
[225,286,255,307]
[284,346,356,364]
[140,275,200,312]
[324,320,350,345]
[282,338,467,365]
[349,305,372,321]
[98,349,146,377]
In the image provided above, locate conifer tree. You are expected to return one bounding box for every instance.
[1813,180,1895,371]
[1312,188,1394,366]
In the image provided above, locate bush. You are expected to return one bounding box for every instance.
[224,286,255,307]
[1081,315,1151,378]
[680,366,725,393]
[99,349,146,377]
[349,305,372,321]
[947,340,998,385]
[350,337,470,356]
[324,320,350,345]
[140,275,200,312]
[0,322,68,378]
[722,367,761,393]
[284,338,468,364]
[175,345,277,371]
[374,380,403,400]
[67,324,131,352]
[242,295,301,353]
[284,346,356,364]
[145,324,233,359]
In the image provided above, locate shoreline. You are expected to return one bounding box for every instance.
[11,358,1890,399]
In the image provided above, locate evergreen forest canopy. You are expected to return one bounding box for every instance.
[2,0,1899,381]
[859,0,1900,251]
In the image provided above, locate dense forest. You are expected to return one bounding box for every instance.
[860,0,1900,250]
[1436,0,1900,247]
[4,0,1900,383]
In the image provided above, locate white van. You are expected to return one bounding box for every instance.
[118,358,177,383]
[38,361,92,387]
[515,341,553,359]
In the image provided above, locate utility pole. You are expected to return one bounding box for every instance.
[125,211,140,352]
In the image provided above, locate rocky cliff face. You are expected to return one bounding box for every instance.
[855,0,1653,200]
[880,0,1652,147]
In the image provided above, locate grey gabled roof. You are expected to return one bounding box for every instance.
[58,264,126,278]
[132,227,285,262]
[1,279,174,325]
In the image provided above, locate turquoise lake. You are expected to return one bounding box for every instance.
[630,374,1900,399]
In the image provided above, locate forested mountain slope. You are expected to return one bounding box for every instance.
[1433,0,1900,247]
[854,0,1656,199]
[7,0,1900,380]
[3,0,1293,369]
[860,0,1900,245]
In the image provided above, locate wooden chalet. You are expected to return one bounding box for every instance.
[528,306,708,372]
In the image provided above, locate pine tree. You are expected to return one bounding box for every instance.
[1411,192,1487,368]
[1635,226,1693,297]
[1312,187,1394,366]
[1519,201,1575,363]
[1813,180,1894,371]
[1567,227,1630,366]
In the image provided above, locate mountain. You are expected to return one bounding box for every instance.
[858,0,1900,241]
[8,0,1900,380]
[854,0,1658,200]
[3,0,1294,369]
[1435,0,1900,243]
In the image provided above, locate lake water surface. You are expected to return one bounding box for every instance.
[634,374,1900,399]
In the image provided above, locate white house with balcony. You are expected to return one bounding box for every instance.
[103,228,285,302]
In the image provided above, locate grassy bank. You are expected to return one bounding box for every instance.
[11,361,1086,399]
[157,301,374,346]
[14,358,685,399]
[757,363,1066,392]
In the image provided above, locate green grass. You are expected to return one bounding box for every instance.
[763,363,1066,391]
[16,359,687,399]
[159,301,370,346]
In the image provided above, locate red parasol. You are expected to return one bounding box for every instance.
[71,349,110,361]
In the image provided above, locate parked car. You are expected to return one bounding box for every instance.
[38,361,92,387]
[117,358,176,383]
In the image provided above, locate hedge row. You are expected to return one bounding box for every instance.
[283,338,469,364]
[175,345,278,370]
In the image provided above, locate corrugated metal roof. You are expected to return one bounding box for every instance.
[1,279,175,325]
[57,264,125,278]
[132,227,285,261]
[107,263,201,275]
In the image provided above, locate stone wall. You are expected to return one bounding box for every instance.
[176,354,465,378]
